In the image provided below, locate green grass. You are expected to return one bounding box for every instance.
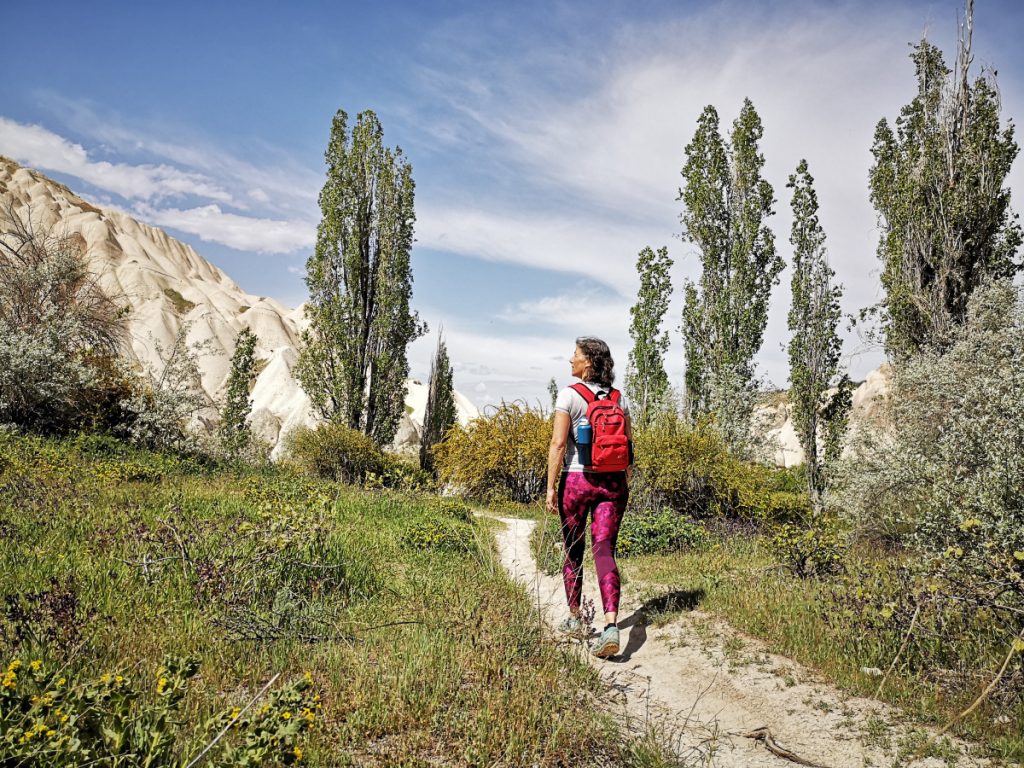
[0,434,671,766]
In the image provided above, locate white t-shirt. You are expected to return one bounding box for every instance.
[554,381,631,472]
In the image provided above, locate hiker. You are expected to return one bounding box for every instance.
[546,336,632,658]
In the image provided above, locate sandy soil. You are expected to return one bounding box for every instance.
[493,516,991,768]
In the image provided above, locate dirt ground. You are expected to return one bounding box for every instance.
[493,516,992,768]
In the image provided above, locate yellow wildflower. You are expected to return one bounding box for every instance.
[99,673,111,685]
[29,660,42,672]
[293,747,303,761]
[156,677,168,694]
[56,677,66,687]
[7,660,22,672]
[114,675,124,685]
[282,710,291,720]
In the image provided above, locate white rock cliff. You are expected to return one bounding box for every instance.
[0,157,478,454]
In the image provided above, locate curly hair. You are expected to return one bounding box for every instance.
[575,336,615,389]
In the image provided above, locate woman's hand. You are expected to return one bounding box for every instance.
[546,487,559,515]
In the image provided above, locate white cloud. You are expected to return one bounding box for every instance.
[416,203,666,296]
[0,117,235,204]
[412,2,1020,391]
[135,204,315,254]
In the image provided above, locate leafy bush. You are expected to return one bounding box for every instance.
[282,423,384,484]
[834,282,1024,616]
[433,401,551,503]
[121,323,214,453]
[617,509,711,558]
[0,209,131,435]
[631,412,809,522]
[0,654,319,766]
[769,517,847,578]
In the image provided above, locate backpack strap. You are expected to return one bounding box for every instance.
[570,382,596,403]
[571,383,621,403]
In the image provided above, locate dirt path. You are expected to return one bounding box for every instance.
[493,516,989,768]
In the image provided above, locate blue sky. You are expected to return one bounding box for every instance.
[2,0,1022,408]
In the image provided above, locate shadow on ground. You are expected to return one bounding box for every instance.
[613,589,705,662]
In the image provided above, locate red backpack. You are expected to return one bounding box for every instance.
[571,383,630,472]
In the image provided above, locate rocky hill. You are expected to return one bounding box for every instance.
[755,366,891,467]
[0,156,477,454]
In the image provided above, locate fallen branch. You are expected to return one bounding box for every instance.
[185,672,280,768]
[875,602,921,698]
[738,727,831,768]
[920,627,1024,758]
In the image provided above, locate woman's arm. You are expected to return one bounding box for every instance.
[546,411,571,514]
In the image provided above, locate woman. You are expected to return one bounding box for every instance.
[545,336,632,658]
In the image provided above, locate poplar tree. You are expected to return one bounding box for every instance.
[679,99,782,452]
[626,246,673,426]
[219,327,258,460]
[296,109,426,447]
[420,332,457,474]
[868,1,1021,359]
[787,160,846,510]
[547,377,558,411]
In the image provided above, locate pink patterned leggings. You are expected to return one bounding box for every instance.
[558,471,629,616]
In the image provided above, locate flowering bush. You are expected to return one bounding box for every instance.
[434,402,551,503]
[0,654,319,766]
[282,423,383,484]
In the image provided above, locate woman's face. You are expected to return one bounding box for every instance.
[570,346,590,380]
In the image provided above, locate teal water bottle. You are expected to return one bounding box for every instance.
[576,417,592,466]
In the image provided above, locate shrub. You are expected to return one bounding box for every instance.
[631,412,809,522]
[0,208,130,435]
[121,323,213,453]
[617,509,711,558]
[282,423,383,484]
[377,452,433,491]
[769,517,847,578]
[433,401,551,503]
[0,654,319,766]
[834,282,1024,616]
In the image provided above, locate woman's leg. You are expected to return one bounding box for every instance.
[590,473,628,623]
[558,472,590,614]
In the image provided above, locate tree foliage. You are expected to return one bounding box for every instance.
[786,160,847,510]
[868,5,1022,359]
[679,100,783,453]
[219,327,258,461]
[420,332,457,474]
[295,109,425,447]
[626,246,673,427]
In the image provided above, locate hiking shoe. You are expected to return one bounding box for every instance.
[558,616,582,634]
[590,625,619,658]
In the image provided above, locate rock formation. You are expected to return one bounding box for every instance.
[0,157,477,455]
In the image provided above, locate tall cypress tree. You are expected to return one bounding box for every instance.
[626,246,673,426]
[679,99,782,451]
[787,160,846,510]
[868,1,1021,359]
[219,326,258,460]
[296,109,426,447]
[420,332,457,474]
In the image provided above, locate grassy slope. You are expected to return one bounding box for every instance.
[0,435,628,766]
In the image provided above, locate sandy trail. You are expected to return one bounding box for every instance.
[493,516,988,768]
